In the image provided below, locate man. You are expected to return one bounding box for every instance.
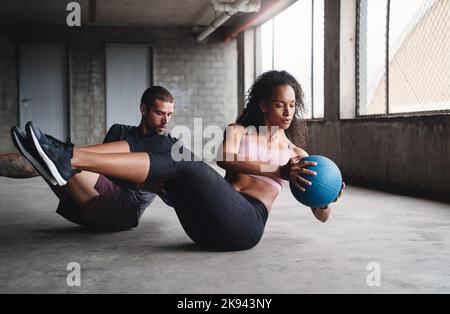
[1,86,175,232]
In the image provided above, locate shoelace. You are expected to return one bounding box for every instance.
[65,136,80,174]
[42,133,74,162]
[65,137,75,157]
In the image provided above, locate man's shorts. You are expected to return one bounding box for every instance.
[56,174,139,232]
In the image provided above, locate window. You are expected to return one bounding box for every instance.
[257,0,325,120]
[357,0,450,116]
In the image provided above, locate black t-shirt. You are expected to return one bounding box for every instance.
[103,124,175,216]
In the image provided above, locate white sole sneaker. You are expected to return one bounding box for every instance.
[11,129,58,186]
[28,126,68,186]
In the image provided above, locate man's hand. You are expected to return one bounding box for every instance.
[138,181,168,199]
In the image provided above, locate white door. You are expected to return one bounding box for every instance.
[106,45,151,128]
[19,44,69,140]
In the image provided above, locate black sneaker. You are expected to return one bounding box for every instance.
[10,126,58,186]
[26,121,80,186]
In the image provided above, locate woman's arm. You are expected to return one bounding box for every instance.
[0,153,39,178]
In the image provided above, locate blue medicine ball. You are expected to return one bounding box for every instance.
[289,155,342,208]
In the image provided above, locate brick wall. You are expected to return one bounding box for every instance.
[0,27,17,152]
[0,23,237,151]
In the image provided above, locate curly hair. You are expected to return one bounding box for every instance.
[236,70,308,148]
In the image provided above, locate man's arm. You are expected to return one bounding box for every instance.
[0,153,39,178]
[103,124,123,143]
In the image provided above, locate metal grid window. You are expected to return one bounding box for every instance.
[257,0,325,120]
[357,0,450,116]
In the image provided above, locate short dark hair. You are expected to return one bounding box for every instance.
[141,86,174,108]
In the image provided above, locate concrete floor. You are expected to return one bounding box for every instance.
[1,170,449,294]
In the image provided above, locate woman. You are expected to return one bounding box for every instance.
[24,71,344,251]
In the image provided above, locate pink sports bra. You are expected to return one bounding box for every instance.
[238,133,292,191]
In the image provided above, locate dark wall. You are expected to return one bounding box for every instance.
[307,0,450,202]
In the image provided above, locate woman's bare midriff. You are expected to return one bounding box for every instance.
[226,173,279,212]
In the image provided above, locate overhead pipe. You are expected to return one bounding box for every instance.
[210,0,260,13]
[223,0,296,42]
[196,0,250,42]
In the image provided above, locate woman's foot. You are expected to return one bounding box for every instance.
[25,121,80,186]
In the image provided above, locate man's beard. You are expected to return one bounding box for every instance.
[150,125,166,135]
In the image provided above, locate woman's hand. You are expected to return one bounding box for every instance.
[280,156,318,191]
[310,182,345,222]
[332,182,346,203]
[311,206,331,223]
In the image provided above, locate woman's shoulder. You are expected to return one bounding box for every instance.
[289,143,309,158]
[227,123,246,130]
[225,124,249,136]
[222,124,249,147]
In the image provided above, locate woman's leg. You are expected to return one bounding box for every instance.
[74,134,174,155]
[29,120,169,186]
[71,136,180,184]
[162,160,268,251]
[124,136,268,250]
[71,150,150,184]
[75,141,131,154]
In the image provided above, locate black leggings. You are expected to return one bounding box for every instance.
[127,135,269,251]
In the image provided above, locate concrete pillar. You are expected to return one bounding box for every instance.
[237,28,256,115]
[324,0,341,122]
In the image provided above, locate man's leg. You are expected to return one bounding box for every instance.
[57,171,100,207]
[53,169,139,232]
[52,171,98,226]
[0,152,99,206]
[1,151,101,210]
[0,152,103,226]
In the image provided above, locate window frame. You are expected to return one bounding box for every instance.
[254,0,326,121]
[355,0,450,118]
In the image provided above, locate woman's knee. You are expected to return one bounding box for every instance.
[130,135,176,154]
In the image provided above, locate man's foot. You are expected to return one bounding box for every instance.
[10,126,58,186]
[26,121,80,186]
